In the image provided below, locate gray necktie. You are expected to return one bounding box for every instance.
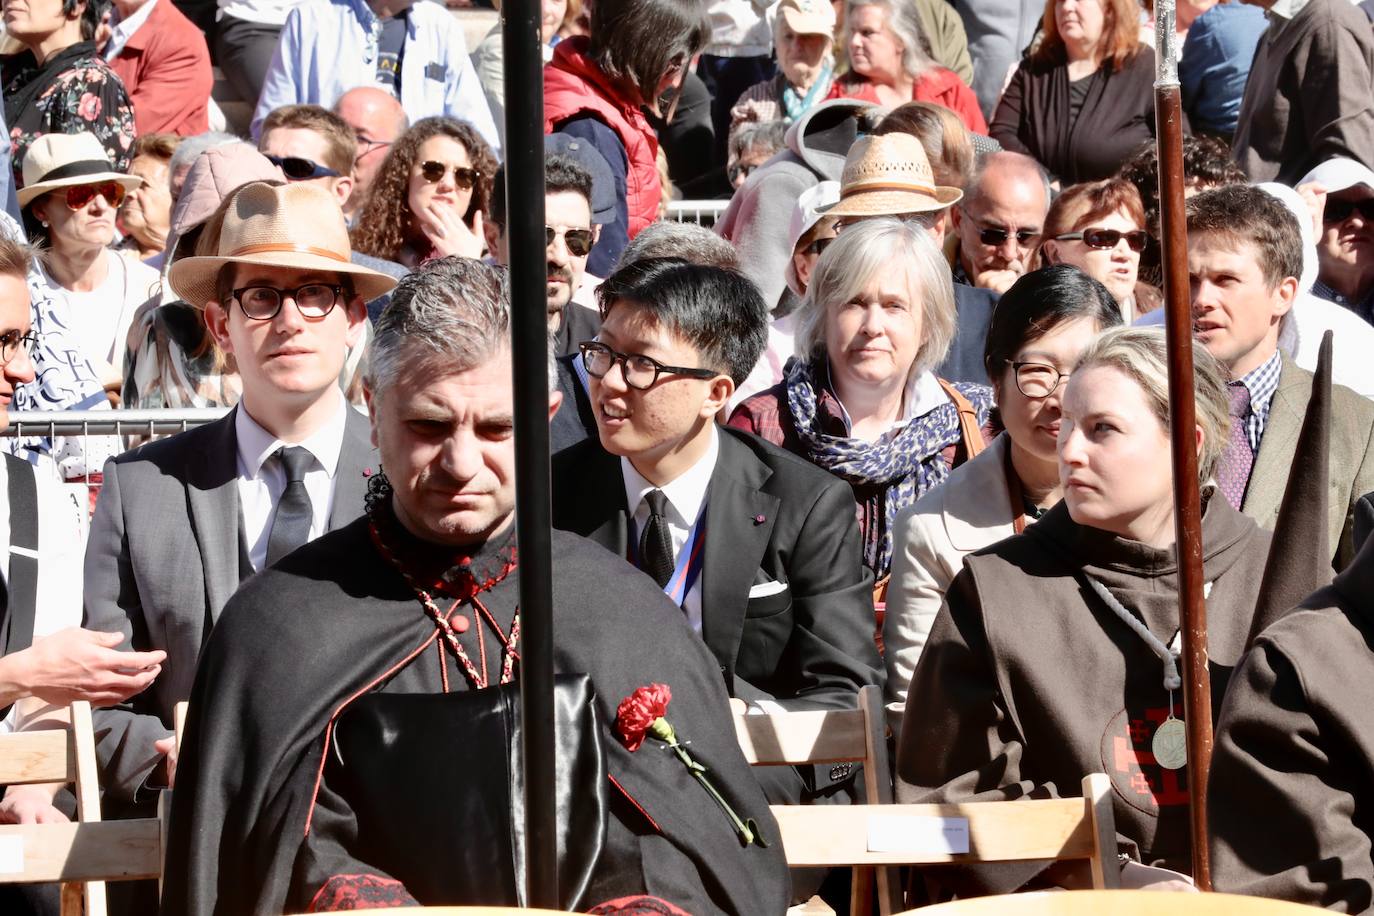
[266,446,314,565]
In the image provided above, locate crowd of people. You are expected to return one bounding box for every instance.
[2,0,1374,912]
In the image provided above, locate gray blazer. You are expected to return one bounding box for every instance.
[1243,353,1374,570]
[83,405,375,809]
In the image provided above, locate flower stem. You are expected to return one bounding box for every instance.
[668,741,756,846]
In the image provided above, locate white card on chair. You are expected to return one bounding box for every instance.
[0,834,24,874]
[867,815,970,855]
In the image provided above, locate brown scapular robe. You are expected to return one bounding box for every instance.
[895,493,1270,895]
[1210,534,1374,912]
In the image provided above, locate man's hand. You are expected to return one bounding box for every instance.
[973,267,1024,295]
[1296,181,1327,241]
[153,735,178,789]
[12,628,165,707]
[0,785,68,825]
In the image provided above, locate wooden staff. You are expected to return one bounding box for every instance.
[1152,0,1213,890]
[502,0,558,906]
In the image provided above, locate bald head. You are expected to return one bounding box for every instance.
[334,87,408,216]
[952,151,1052,293]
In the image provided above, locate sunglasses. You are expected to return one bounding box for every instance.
[977,225,1040,247]
[547,226,594,257]
[1323,197,1374,223]
[65,181,126,210]
[419,160,481,190]
[1055,227,1150,252]
[265,154,341,181]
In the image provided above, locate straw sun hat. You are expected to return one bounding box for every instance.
[17,132,143,209]
[168,181,398,308]
[824,132,963,219]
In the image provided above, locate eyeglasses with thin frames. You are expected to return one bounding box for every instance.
[548,226,594,257]
[0,330,38,365]
[579,341,717,390]
[231,284,344,321]
[1010,360,1072,399]
[418,160,481,190]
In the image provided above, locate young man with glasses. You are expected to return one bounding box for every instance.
[551,258,882,815]
[83,182,396,834]
[950,151,1051,296]
[1186,184,1374,569]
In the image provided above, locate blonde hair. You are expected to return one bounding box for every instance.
[1073,326,1230,484]
[795,217,956,380]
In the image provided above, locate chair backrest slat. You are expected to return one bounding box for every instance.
[0,820,162,883]
[0,731,73,785]
[733,708,868,765]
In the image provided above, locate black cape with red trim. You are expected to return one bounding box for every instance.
[159,516,789,915]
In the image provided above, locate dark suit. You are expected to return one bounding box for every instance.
[83,405,375,809]
[552,353,597,455]
[552,427,882,796]
[937,284,999,386]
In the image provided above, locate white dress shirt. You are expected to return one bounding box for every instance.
[103,0,159,60]
[235,395,348,572]
[1,460,88,734]
[620,426,720,633]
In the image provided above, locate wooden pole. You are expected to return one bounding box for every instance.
[502,0,558,907]
[1153,0,1213,890]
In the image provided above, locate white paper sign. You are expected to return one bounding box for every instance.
[867,815,970,855]
[0,835,25,874]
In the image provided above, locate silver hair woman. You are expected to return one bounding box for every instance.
[827,0,986,133]
[895,323,1270,894]
[729,217,994,591]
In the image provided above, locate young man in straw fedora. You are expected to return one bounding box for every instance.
[82,181,396,826]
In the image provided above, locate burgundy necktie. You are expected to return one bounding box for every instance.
[1216,383,1253,510]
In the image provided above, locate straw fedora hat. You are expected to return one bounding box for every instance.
[169,181,398,308]
[824,133,963,219]
[17,132,144,209]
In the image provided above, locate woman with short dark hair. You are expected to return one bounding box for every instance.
[882,265,1121,729]
[2,0,136,191]
[543,0,711,276]
[350,117,498,269]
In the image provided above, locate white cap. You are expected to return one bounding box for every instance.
[1297,157,1374,195]
[784,180,840,297]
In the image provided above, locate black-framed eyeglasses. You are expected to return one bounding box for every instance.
[974,222,1040,247]
[418,160,481,190]
[548,226,594,257]
[1323,197,1374,223]
[1055,227,1150,252]
[1010,360,1072,399]
[265,155,341,181]
[231,284,343,320]
[579,341,717,390]
[0,330,38,365]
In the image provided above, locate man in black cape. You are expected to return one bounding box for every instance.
[160,257,789,915]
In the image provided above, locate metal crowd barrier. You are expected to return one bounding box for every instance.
[666,200,729,228]
[1,408,229,439]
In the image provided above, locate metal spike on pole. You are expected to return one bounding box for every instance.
[503,0,558,907]
[1153,0,1214,890]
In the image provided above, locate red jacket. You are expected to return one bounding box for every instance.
[828,67,988,135]
[543,38,660,240]
[107,0,212,136]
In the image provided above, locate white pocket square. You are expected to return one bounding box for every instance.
[748,579,788,599]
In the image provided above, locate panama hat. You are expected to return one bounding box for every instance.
[17,132,143,209]
[775,0,836,37]
[168,181,398,308]
[824,132,963,219]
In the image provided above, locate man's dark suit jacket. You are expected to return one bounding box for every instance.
[937,283,999,386]
[552,426,883,798]
[83,405,375,810]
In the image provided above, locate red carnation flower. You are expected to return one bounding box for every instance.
[615,683,672,752]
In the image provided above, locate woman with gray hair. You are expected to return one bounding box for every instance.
[895,325,1270,894]
[729,217,993,596]
[826,0,985,134]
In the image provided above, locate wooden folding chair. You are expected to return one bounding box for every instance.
[0,700,165,916]
[901,889,1326,915]
[731,683,900,916]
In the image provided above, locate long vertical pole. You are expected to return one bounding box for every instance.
[503,0,558,907]
[1153,0,1213,890]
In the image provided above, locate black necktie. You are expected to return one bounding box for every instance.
[638,489,676,589]
[266,446,315,565]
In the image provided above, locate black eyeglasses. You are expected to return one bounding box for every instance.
[1055,227,1150,252]
[974,223,1040,247]
[1010,361,1071,399]
[265,155,342,181]
[0,330,38,365]
[547,226,594,257]
[419,160,481,190]
[231,284,344,320]
[579,341,717,390]
[1324,197,1374,224]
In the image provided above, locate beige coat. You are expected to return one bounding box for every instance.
[883,434,1017,732]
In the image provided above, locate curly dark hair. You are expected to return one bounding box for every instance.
[1117,135,1246,236]
[350,117,498,263]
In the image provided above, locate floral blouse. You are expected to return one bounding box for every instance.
[2,41,136,190]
